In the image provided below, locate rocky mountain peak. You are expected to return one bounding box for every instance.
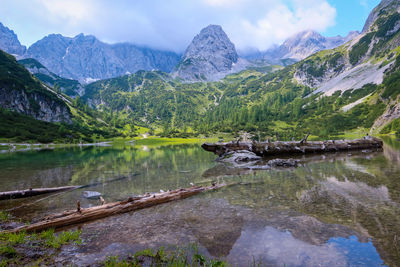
[251,29,358,63]
[176,24,242,81]
[183,24,238,63]
[362,0,400,32]
[0,22,26,56]
[25,33,180,83]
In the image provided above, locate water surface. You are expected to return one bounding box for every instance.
[1,139,400,266]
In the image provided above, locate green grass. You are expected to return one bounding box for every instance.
[0,229,82,264]
[335,128,370,139]
[0,212,11,222]
[103,245,227,267]
[40,229,82,249]
[133,137,205,146]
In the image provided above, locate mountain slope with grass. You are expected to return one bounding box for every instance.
[0,49,136,143]
[83,0,400,140]
[18,58,84,97]
[0,49,72,124]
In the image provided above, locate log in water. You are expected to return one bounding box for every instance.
[0,186,79,201]
[201,137,383,157]
[7,184,225,233]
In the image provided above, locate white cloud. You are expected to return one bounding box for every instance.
[230,0,336,51]
[35,0,97,25]
[0,0,337,52]
[203,0,245,7]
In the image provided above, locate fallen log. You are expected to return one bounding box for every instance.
[0,186,79,201]
[8,184,225,233]
[201,136,383,157]
[1,175,138,202]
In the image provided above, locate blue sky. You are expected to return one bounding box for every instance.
[0,0,381,52]
[324,0,380,36]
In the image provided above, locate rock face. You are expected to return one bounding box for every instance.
[293,0,400,96]
[0,86,72,123]
[273,30,359,61]
[362,0,400,33]
[0,50,72,123]
[25,33,180,83]
[175,25,247,81]
[0,22,26,56]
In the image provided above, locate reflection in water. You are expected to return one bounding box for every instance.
[229,228,383,266]
[1,140,400,266]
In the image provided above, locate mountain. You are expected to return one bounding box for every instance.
[83,0,400,140]
[362,0,400,32]
[18,58,84,97]
[270,30,359,61]
[0,49,132,143]
[25,33,181,83]
[294,0,400,96]
[0,49,71,123]
[0,22,26,57]
[175,25,249,81]
[244,30,359,64]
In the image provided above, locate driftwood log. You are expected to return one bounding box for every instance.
[202,137,383,157]
[0,175,137,202]
[8,184,225,233]
[0,186,79,201]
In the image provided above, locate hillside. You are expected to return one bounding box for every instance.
[83,0,400,140]
[18,58,84,97]
[0,49,129,143]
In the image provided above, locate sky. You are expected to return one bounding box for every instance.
[0,0,381,53]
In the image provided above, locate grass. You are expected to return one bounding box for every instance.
[0,212,10,222]
[335,127,370,139]
[40,229,82,249]
[0,229,82,265]
[103,245,227,267]
[133,137,206,146]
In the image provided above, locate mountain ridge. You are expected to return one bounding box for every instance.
[0,22,26,57]
[24,33,181,83]
[243,30,359,64]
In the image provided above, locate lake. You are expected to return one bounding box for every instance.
[1,138,400,266]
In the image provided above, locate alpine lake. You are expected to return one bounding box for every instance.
[1,137,400,266]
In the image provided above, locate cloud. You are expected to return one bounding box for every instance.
[203,0,245,7]
[0,0,337,52]
[231,0,336,51]
[36,0,96,23]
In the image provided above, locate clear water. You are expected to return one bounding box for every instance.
[1,139,400,266]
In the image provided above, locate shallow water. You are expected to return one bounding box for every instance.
[1,139,400,266]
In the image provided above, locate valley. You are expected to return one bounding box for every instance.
[0,0,400,266]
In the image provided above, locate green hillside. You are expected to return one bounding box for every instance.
[0,50,128,143]
[83,4,400,140]
[18,58,83,97]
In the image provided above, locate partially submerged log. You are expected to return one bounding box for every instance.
[202,136,383,157]
[8,184,225,233]
[0,186,79,201]
[1,175,136,202]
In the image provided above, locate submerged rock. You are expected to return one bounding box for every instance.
[267,158,298,167]
[83,191,102,199]
[218,150,261,164]
[217,150,298,169]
